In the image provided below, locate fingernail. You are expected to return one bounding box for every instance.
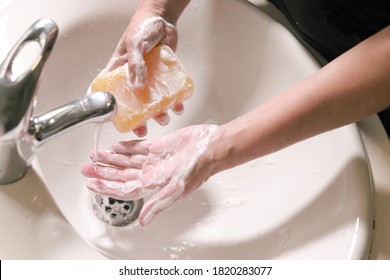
[157,113,170,126]
[133,125,147,137]
[173,103,184,115]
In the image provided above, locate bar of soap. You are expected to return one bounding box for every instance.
[90,45,194,133]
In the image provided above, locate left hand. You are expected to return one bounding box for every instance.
[81,124,218,226]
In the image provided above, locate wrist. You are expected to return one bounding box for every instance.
[203,124,236,178]
[137,0,190,24]
[205,120,262,178]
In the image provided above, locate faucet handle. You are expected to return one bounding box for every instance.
[0,18,58,83]
[0,18,58,138]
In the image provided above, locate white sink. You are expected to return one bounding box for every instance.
[0,0,373,259]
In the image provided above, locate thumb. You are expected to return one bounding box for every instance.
[138,177,185,227]
[127,48,147,90]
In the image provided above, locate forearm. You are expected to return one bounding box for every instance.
[208,26,390,176]
[137,0,191,23]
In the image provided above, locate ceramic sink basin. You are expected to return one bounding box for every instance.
[0,0,372,259]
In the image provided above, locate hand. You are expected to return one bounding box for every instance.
[81,124,218,227]
[103,13,183,137]
[106,15,178,89]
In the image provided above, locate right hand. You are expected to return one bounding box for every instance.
[105,13,183,137]
[106,15,178,89]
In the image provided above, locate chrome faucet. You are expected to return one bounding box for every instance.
[0,18,116,184]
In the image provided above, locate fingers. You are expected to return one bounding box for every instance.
[90,150,145,169]
[140,29,164,54]
[138,177,185,227]
[131,106,184,137]
[86,178,151,201]
[110,139,151,155]
[105,53,128,73]
[153,112,170,126]
[81,164,141,182]
[128,59,147,90]
[127,19,165,90]
[103,39,128,73]
[83,163,186,226]
[121,27,147,90]
[150,103,185,127]
[133,124,148,138]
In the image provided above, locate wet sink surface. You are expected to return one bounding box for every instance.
[0,0,372,259]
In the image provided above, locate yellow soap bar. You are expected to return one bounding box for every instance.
[91,45,194,133]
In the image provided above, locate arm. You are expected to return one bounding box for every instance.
[136,0,191,24]
[83,26,390,226]
[207,25,390,176]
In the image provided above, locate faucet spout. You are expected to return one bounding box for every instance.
[19,91,116,164]
[29,91,115,145]
[0,91,116,185]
